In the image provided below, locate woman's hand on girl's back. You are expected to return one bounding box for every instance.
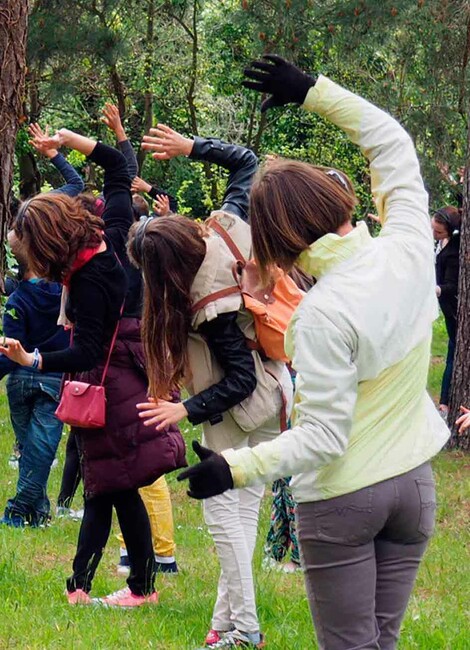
[137,397,188,431]
[141,124,193,160]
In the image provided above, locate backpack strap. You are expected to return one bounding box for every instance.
[192,286,240,314]
[208,218,246,263]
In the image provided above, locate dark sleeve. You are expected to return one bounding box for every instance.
[88,142,133,261]
[439,249,459,300]
[0,296,26,378]
[50,153,85,197]
[184,312,257,426]
[147,186,178,213]
[117,140,139,180]
[189,137,258,223]
[41,279,110,373]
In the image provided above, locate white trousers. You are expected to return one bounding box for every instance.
[203,365,293,634]
[204,483,265,633]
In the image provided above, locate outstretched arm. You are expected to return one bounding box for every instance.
[244,55,431,243]
[29,127,132,259]
[102,103,139,179]
[142,125,257,222]
[29,123,84,197]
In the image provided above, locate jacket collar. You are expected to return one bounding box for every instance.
[297,221,371,279]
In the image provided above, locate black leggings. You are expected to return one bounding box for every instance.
[57,430,81,508]
[66,489,156,596]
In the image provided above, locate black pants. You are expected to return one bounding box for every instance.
[57,430,81,508]
[66,489,156,596]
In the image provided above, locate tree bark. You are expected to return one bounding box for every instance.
[0,0,29,288]
[137,0,155,172]
[448,114,470,450]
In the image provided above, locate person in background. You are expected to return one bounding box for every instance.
[4,129,85,298]
[431,206,461,418]
[0,234,68,527]
[131,175,177,214]
[263,476,301,573]
[178,55,449,650]
[0,127,185,607]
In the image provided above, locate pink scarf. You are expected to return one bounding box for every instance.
[59,244,103,328]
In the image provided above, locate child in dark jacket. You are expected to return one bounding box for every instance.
[0,236,68,527]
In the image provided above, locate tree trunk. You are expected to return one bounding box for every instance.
[137,0,155,172]
[448,115,470,450]
[0,0,29,289]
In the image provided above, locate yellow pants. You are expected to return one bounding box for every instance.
[117,476,175,557]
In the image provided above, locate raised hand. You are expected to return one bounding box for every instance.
[28,123,60,158]
[141,124,193,160]
[153,194,171,216]
[242,54,317,113]
[101,102,126,141]
[131,176,152,194]
[177,441,234,499]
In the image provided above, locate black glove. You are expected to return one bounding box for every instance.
[177,440,234,499]
[242,54,317,113]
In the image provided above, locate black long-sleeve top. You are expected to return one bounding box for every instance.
[41,143,131,373]
[436,233,460,324]
[182,137,259,426]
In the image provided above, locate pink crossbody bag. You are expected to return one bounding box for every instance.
[55,307,123,429]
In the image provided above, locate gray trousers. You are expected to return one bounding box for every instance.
[297,462,436,650]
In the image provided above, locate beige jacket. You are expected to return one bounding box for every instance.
[185,210,289,453]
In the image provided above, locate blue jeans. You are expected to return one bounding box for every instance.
[5,369,63,526]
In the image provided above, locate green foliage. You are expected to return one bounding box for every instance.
[20,0,469,213]
[66,150,87,171]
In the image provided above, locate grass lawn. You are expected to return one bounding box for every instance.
[0,318,468,649]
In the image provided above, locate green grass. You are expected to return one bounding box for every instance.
[0,318,468,649]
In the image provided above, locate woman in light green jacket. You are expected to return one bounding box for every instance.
[178,56,449,650]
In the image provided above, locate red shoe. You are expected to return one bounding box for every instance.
[66,589,92,605]
[96,586,159,608]
[205,630,223,646]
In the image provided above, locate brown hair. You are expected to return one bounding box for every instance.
[250,159,357,280]
[14,193,104,282]
[128,215,206,398]
[433,206,461,237]
[132,194,150,220]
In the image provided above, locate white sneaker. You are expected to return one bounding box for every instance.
[93,587,130,606]
[70,509,84,520]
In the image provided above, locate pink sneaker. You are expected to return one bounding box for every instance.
[205,630,223,645]
[97,586,159,608]
[66,589,92,605]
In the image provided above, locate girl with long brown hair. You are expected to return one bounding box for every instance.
[178,56,449,649]
[129,125,292,649]
[0,128,185,607]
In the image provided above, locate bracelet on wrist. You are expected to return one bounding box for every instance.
[31,348,40,370]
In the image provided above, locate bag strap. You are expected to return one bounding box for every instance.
[265,367,288,432]
[208,218,246,264]
[192,286,240,314]
[99,301,125,386]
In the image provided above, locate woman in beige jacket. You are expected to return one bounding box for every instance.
[129,125,292,649]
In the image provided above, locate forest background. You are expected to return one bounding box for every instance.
[15,0,468,218]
